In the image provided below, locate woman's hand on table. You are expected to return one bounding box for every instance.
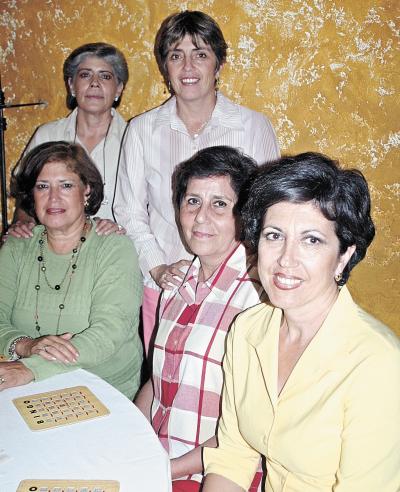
[94,218,126,236]
[17,333,79,364]
[150,260,192,290]
[0,361,34,391]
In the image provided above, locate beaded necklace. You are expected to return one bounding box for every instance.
[34,222,89,335]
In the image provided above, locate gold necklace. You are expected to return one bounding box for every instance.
[192,118,210,137]
[34,222,89,335]
[191,114,213,138]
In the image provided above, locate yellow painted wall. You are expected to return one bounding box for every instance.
[1,0,399,333]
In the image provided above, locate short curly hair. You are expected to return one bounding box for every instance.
[11,141,104,220]
[242,152,375,285]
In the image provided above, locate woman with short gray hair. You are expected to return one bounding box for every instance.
[10,42,128,237]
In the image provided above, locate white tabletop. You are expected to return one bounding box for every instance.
[0,369,171,492]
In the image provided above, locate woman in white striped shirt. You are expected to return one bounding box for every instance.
[113,10,280,354]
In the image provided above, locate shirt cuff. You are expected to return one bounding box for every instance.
[203,446,259,491]
[22,355,74,381]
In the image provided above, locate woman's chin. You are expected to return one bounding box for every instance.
[41,214,86,233]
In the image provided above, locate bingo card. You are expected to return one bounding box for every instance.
[13,386,109,431]
[17,479,120,491]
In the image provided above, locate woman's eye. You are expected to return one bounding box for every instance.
[35,184,48,190]
[169,53,181,61]
[304,235,321,245]
[214,200,227,208]
[196,52,207,59]
[79,71,91,78]
[99,72,113,80]
[265,231,282,241]
[187,197,199,206]
[62,183,73,189]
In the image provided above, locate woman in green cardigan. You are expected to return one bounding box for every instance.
[0,141,143,399]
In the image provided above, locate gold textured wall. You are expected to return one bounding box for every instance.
[1,0,399,333]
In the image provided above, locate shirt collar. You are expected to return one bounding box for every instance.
[64,108,78,139]
[178,243,252,305]
[246,286,356,352]
[153,92,243,133]
[211,92,243,130]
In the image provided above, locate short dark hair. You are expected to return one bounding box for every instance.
[63,42,129,109]
[242,152,375,285]
[173,146,257,217]
[11,141,104,220]
[154,10,227,80]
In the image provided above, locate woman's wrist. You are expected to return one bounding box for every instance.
[8,336,33,360]
[171,456,185,480]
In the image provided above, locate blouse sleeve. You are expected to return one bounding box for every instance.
[113,122,166,276]
[251,113,280,165]
[334,346,400,491]
[203,321,260,490]
[0,240,30,354]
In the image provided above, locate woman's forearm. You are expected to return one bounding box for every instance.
[202,473,245,492]
[171,435,217,480]
[134,379,154,422]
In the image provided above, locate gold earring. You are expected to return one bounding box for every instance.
[215,77,220,91]
[84,198,89,208]
[335,272,343,282]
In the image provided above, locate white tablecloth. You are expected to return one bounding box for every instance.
[0,369,171,492]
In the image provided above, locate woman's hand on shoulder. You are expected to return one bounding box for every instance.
[93,218,126,236]
[0,361,34,391]
[6,220,35,239]
[150,260,192,290]
[18,333,79,364]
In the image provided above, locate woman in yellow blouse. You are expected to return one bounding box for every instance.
[203,152,400,491]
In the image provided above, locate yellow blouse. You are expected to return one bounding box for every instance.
[204,287,400,491]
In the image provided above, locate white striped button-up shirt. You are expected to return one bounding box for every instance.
[113,92,280,288]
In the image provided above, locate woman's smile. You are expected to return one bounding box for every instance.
[273,273,303,290]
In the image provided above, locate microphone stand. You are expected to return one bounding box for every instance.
[0,73,46,233]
